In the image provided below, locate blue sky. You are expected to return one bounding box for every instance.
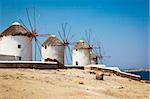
[0,0,149,69]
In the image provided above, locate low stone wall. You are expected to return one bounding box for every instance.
[0,62,66,69]
[85,66,141,81]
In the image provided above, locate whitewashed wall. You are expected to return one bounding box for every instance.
[41,45,64,63]
[0,36,32,61]
[72,49,91,66]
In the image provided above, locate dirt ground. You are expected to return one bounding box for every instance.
[0,68,149,99]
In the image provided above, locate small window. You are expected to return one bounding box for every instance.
[19,57,21,60]
[96,62,98,64]
[18,44,21,48]
[76,49,78,51]
[45,46,47,49]
[76,61,78,65]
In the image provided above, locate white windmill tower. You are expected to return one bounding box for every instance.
[41,35,65,64]
[41,23,76,65]
[18,8,51,61]
[84,30,98,65]
[0,22,32,61]
[72,30,95,66]
[72,40,91,66]
[73,30,110,66]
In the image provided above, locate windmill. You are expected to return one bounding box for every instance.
[57,22,76,65]
[81,29,97,65]
[19,7,51,61]
[93,42,111,64]
[83,30,110,64]
[41,22,75,65]
[71,29,93,66]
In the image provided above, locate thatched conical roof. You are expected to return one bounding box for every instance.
[0,22,31,37]
[42,35,63,46]
[74,40,90,49]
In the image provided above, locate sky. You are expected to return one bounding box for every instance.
[0,0,149,69]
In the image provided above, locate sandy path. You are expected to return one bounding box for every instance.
[0,69,149,99]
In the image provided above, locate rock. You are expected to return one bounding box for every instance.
[89,71,96,74]
[141,80,150,84]
[85,70,96,74]
[96,73,104,80]
[56,69,60,72]
[104,73,111,76]
[31,76,34,78]
[118,86,124,89]
[79,81,84,85]
[16,76,20,79]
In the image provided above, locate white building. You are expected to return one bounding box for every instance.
[72,40,91,66]
[41,35,64,64]
[0,22,32,61]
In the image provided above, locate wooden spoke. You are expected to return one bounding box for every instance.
[19,19,31,32]
[26,8,33,32]
[64,47,69,65]
[33,7,36,34]
[58,31,64,42]
[35,40,44,60]
[66,26,71,41]
[35,38,43,47]
[68,34,75,43]
[67,45,72,63]
[36,34,51,37]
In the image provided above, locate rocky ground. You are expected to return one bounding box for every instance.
[0,68,149,99]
